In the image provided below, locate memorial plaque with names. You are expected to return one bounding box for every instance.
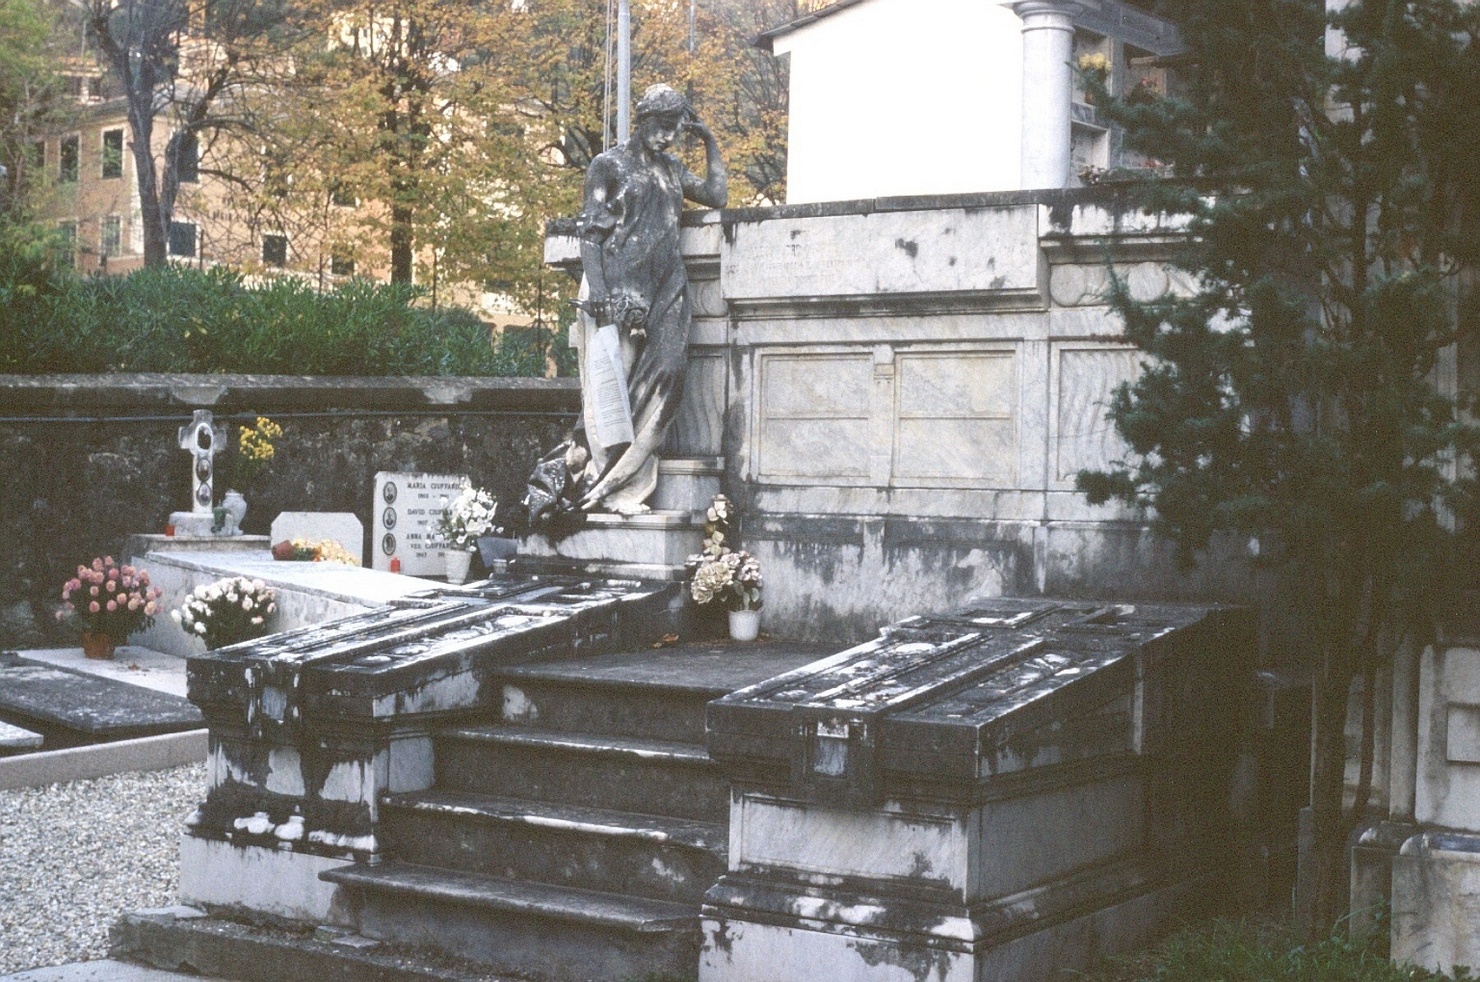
[372,472,468,575]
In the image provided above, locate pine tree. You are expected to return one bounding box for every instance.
[1076,0,1480,936]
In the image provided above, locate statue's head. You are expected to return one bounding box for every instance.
[636,84,687,122]
[634,84,687,153]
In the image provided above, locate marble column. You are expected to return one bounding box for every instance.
[1009,0,1083,190]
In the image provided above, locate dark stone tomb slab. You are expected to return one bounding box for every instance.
[0,719,43,755]
[700,598,1255,982]
[178,573,685,925]
[0,651,203,750]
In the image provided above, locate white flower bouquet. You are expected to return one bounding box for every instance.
[690,550,763,612]
[435,485,503,552]
[172,576,277,650]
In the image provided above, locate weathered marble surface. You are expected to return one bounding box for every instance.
[1415,644,1480,830]
[178,574,682,924]
[520,510,704,571]
[1391,832,1480,973]
[545,188,1251,642]
[127,547,427,657]
[1361,635,1480,973]
[700,598,1249,982]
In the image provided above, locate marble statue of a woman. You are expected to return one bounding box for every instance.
[526,83,727,522]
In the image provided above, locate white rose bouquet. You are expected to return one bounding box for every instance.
[172,576,277,650]
[435,485,503,552]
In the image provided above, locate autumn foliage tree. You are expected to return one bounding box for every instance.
[215,0,793,314]
[1076,0,1480,936]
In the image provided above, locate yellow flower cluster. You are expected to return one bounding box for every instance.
[239,416,282,464]
[1077,52,1111,74]
[290,538,361,566]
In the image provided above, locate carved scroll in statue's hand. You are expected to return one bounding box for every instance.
[586,324,635,450]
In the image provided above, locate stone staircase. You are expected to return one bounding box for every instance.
[321,643,828,982]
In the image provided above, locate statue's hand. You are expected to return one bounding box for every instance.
[684,116,715,143]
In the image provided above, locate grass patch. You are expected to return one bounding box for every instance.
[1076,919,1471,982]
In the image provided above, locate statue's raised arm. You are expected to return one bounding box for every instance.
[525,84,727,524]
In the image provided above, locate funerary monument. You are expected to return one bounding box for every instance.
[112,0,1479,978]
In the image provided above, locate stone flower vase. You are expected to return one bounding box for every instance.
[445,549,473,585]
[728,609,761,642]
[82,630,117,661]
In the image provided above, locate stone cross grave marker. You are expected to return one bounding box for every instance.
[168,410,229,536]
[372,472,469,575]
[179,410,227,514]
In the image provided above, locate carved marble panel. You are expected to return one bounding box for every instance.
[893,352,1016,486]
[1446,704,1480,765]
[723,206,1040,302]
[666,351,726,457]
[1054,347,1140,484]
[1048,261,1180,308]
[757,353,873,482]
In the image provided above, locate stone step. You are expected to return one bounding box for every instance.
[321,861,701,982]
[494,643,841,744]
[435,726,729,823]
[494,666,724,746]
[381,789,727,904]
[112,906,518,982]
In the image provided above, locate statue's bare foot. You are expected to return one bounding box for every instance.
[607,501,651,517]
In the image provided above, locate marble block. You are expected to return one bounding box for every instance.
[520,511,704,571]
[652,457,724,517]
[1391,832,1480,974]
[271,512,366,565]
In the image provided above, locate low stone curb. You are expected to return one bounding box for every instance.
[0,728,207,791]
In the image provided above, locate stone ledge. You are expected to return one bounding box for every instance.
[0,374,580,416]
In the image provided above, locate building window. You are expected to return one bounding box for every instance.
[330,184,357,208]
[330,254,355,276]
[101,216,122,258]
[56,221,76,267]
[262,234,288,267]
[168,221,197,257]
[102,129,124,179]
[174,131,199,183]
[59,135,79,183]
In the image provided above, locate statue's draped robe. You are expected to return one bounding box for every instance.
[532,143,694,519]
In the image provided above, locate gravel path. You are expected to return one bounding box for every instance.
[0,763,206,976]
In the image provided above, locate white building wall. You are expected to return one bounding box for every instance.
[774,0,1024,204]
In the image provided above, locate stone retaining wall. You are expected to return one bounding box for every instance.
[0,374,579,646]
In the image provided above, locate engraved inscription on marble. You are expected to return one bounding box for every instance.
[894,351,1016,485]
[1055,347,1140,483]
[372,471,470,574]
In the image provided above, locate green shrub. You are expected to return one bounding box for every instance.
[0,261,558,377]
[1080,919,1471,982]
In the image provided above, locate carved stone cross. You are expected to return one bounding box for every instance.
[179,410,227,514]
